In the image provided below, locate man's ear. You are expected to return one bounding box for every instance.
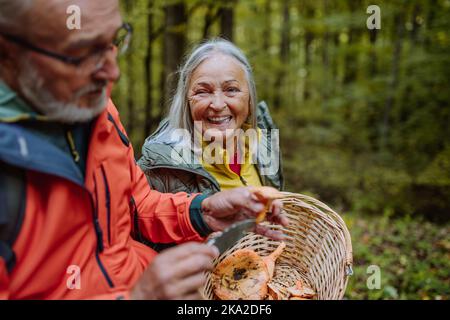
[0,36,12,61]
[0,35,22,57]
[0,37,22,86]
[0,37,20,68]
[0,36,6,60]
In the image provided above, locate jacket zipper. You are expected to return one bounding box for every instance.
[67,129,114,287]
[90,178,114,288]
[239,175,248,186]
[130,196,141,242]
[100,166,112,246]
[65,130,80,163]
[225,159,248,186]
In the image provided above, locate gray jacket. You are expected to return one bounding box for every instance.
[138,101,284,195]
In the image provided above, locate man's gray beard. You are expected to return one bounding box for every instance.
[17,60,108,123]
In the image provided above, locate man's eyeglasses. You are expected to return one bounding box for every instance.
[0,23,132,73]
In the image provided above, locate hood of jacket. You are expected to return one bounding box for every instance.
[0,81,49,123]
[0,81,96,179]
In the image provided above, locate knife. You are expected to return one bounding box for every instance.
[207,219,256,255]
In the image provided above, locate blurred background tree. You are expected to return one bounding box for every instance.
[114,0,449,299]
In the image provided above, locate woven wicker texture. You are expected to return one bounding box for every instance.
[202,192,353,300]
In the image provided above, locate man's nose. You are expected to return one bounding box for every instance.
[92,49,120,83]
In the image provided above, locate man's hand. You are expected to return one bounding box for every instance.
[201,187,289,240]
[130,242,219,300]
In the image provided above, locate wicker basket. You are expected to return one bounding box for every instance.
[202,192,353,300]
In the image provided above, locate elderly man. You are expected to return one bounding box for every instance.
[0,0,287,299]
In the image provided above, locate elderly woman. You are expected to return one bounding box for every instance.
[138,39,283,196]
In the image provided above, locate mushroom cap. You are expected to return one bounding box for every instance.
[212,249,270,300]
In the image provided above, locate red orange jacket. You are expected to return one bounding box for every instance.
[0,99,206,299]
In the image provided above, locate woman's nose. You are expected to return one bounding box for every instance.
[209,92,227,110]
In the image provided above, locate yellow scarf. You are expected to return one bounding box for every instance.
[199,126,262,190]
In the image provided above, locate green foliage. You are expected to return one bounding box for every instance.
[344,212,450,299]
[114,0,449,299]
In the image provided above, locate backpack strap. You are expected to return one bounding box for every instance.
[0,161,26,273]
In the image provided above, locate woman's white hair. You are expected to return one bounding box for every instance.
[0,0,34,31]
[167,38,257,134]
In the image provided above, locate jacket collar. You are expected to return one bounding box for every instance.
[0,81,49,123]
[0,80,114,187]
[0,122,85,186]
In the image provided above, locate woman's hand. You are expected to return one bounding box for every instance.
[200,187,289,240]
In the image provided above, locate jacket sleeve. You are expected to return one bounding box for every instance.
[106,100,212,245]
[129,154,207,244]
[99,112,209,246]
[0,259,9,299]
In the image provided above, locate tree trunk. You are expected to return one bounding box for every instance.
[343,1,361,85]
[399,3,422,126]
[380,13,404,149]
[125,1,135,137]
[321,0,329,68]
[144,0,154,139]
[366,25,378,149]
[159,2,187,123]
[410,3,421,44]
[303,5,314,100]
[425,0,437,47]
[340,0,361,150]
[262,0,271,51]
[368,28,378,77]
[331,32,340,90]
[342,30,355,84]
[219,0,235,41]
[321,0,329,100]
[273,0,290,110]
[203,3,215,40]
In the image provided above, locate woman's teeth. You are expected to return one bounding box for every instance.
[207,116,232,124]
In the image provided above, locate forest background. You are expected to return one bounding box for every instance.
[113,0,450,299]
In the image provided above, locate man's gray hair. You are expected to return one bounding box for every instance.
[0,0,34,30]
[167,38,258,134]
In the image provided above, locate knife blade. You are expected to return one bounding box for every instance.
[207,219,256,255]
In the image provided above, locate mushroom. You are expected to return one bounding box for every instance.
[250,186,284,223]
[212,243,286,300]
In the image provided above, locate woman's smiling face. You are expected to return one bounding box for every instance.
[188,53,250,140]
